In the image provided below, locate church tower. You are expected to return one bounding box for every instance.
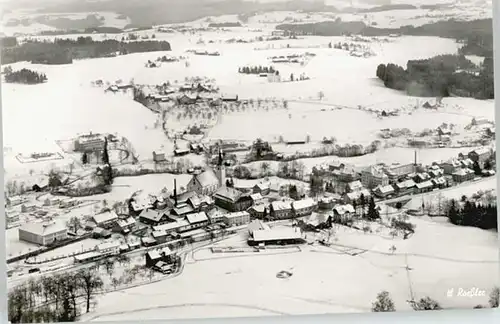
[215,148,226,186]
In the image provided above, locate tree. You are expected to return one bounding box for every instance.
[102,137,110,165]
[412,297,442,310]
[473,161,482,175]
[76,268,104,313]
[489,286,499,308]
[366,196,380,220]
[48,170,63,189]
[372,291,395,312]
[359,193,366,218]
[66,216,81,233]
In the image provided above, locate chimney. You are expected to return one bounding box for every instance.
[173,179,178,207]
[414,150,417,166]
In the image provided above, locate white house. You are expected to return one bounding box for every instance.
[18,222,68,246]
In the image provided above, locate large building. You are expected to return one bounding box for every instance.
[74,133,105,152]
[248,227,305,246]
[361,165,389,189]
[223,211,251,227]
[18,222,68,246]
[213,186,253,212]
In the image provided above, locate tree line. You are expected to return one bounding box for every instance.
[9,268,104,323]
[372,287,499,312]
[238,65,278,75]
[376,54,494,99]
[446,197,497,230]
[1,36,172,65]
[3,67,47,84]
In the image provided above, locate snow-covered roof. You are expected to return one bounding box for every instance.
[250,193,263,201]
[252,228,301,242]
[346,189,371,200]
[377,185,395,194]
[292,198,317,210]
[186,211,208,224]
[96,241,121,251]
[147,250,162,260]
[347,180,363,190]
[153,219,190,232]
[19,222,66,237]
[334,204,355,215]
[470,147,491,156]
[92,211,118,224]
[224,211,250,220]
[416,181,433,189]
[271,200,292,211]
[214,186,243,202]
[139,209,168,222]
[193,169,220,188]
[117,217,135,228]
[152,230,167,238]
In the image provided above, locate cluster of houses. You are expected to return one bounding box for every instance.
[328,147,495,205]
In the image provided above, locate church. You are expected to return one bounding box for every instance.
[187,149,225,195]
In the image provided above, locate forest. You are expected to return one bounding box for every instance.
[238,65,278,75]
[3,67,47,84]
[375,54,494,99]
[1,36,171,65]
[447,197,497,231]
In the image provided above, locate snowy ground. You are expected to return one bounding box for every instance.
[84,215,498,321]
[2,34,493,182]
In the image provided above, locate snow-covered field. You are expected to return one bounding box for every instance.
[2,34,492,181]
[84,215,498,321]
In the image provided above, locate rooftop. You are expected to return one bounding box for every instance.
[186,211,209,224]
[334,204,355,215]
[252,228,302,242]
[194,169,220,188]
[224,211,250,219]
[153,219,190,232]
[214,186,243,202]
[271,200,292,211]
[92,211,118,224]
[20,222,66,237]
[292,198,317,210]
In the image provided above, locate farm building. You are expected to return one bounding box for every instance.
[248,227,305,246]
[223,211,251,227]
[18,222,68,246]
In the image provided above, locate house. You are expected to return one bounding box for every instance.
[343,189,371,205]
[250,193,264,204]
[223,211,251,227]
[468,148,492,167]
[332,204,355,223]
[437,125,452,136]
[248,204,268,219]
[333,168,359,183]
[138,208,170,226]
[452,168,475,183]
[248,227,304,246]
[394,179,416,195]
[43,197,60,206]
[291,198,318,217]
[18,222,67,246]
[213,186,253,212]
[374,185,395,199]
[153,219,191,234]
[328,161,345,171]
[174,148,190,156]
[91,211,119,229]
[361,166,389,189]
[190,143,205,153]
[318,196,335,210]
[145,247,175,267]
[269,201,293,220]
[113,217,136,234]
[431,177,447,189]
[471,118,490,127]
[177,94,198,105]
[151,230,170,244]
[171,203,195,217]
[428,169,443,178]
[413,173,431,183]
[207,209,226,224]
[253,183,270,196]
[92,227,111,239]
[346,180,363,193]
[95,241,121,255]
[141,237,157,247]
[415,181,434,193]
[186,212,209,229]
[7,195,24,207]
[187,168,222,195]
[439,160,461,175]
[152,151,167,163]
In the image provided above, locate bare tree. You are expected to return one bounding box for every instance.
[412,297,442,311]
[76,268,104,313]
[66,216,82,233]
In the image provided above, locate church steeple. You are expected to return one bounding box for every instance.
[215,147,225,186]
